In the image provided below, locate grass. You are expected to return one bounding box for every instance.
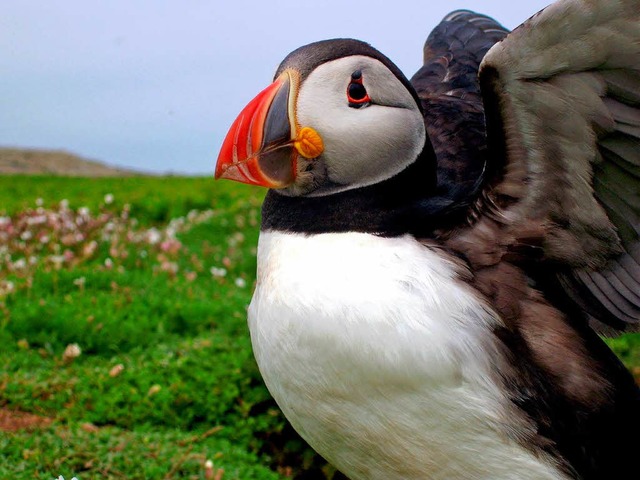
[0,176,326,479]
[0,176,255,224]
[0,175,637,479]
[2,426,279,479]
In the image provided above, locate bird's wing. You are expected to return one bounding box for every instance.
[410,11,509,209]
[457,0,640,333]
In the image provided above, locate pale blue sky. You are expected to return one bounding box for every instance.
[1,0,551,175]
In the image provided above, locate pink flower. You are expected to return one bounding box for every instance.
[160,261,179,275]
[83,241,98,257]
[160,238,182,254]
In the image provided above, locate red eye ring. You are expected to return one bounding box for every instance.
[347,70,370,107]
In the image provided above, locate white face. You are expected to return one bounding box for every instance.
[285,55,426,197]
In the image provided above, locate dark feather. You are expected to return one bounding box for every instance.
[475,0,640,333]
[438,4,640,474]
[410,11,508,209]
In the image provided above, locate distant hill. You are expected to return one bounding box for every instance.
[0,148,138,176]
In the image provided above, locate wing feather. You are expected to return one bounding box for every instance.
[410,11,509,209]
[477,0,640,332]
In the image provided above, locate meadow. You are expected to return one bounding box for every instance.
[0,175,638,479]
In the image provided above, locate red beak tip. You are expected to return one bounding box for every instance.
[215,71,298,188]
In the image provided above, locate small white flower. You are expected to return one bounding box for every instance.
[60,199,69,209]
[20,230,32,241]
[36,198,43,206]
[104,258,114,269]
[12,258,27,270]
[234,277,247,288]
[104,193,114,204]
[78,206,90,216]
[62,344,82,362]
[210,267,227,278]
[26,214,47,226]
[146,228,161,245]
[204,459,214,477]
[0,281,15,295]
[49,255,65,267]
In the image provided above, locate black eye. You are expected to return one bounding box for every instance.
[347,70,371,108]
[348,82,368,101]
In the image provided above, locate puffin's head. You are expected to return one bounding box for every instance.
[215,39,427,197]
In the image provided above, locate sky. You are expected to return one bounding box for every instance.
[1,0,552,175]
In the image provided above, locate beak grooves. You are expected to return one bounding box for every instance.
[215,76,287,185]
[215,70,312,189]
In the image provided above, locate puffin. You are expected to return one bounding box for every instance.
[215,0,640,478]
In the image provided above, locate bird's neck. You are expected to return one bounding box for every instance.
[261,146,464,236]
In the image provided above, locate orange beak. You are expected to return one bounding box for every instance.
[215,69,324,188]
[215,70,299,188]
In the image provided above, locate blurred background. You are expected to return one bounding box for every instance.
[1,0,551,175]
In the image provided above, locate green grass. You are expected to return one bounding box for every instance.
[0,175,637,480]
[0,176,327,479]
[0,176,248,223]
[1,425,280,479]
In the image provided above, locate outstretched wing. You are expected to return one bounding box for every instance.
[411,11,509,209]
[465,0,640,333]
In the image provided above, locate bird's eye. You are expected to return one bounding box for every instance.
[347,70,371,108]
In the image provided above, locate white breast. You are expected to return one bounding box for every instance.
[249,231,568,480]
